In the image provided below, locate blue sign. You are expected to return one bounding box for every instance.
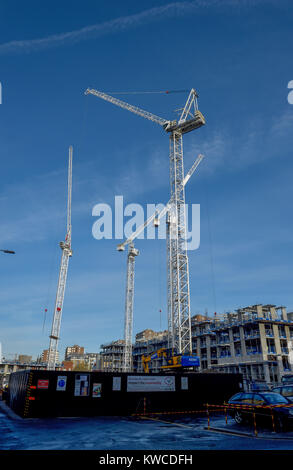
[181,356,200,367]
[56,376,67,391]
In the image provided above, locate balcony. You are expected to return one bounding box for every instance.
[244,332,260,339]
[218,337,230,345]
[246,349,261,355]
[219,351,231,358]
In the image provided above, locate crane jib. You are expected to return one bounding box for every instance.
[85,88,168,127]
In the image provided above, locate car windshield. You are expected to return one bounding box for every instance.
[283,387,293,396]
[262,393,289,404]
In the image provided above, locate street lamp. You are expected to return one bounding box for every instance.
[0,249,15,254]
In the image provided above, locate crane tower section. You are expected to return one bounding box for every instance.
[123,243,139,372]
[47,146,73,370]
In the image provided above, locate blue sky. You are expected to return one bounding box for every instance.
[1,0,293,360]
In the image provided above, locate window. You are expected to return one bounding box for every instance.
[282,386,293,397]
[253,394,265,405]
[240,393,254,404]
[262,393,289,404]
[229,393,242,402]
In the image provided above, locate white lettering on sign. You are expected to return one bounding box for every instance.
[127,375,175,392]
[37,380,49,389]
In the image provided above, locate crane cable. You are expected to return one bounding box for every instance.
[105,89,189,95]
[205,185,217,315]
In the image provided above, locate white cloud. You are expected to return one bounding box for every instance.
[0,0,279,55]
[185,106,293,179]
[271,110,293,135]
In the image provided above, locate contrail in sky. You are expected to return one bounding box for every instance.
[0,0,277,55]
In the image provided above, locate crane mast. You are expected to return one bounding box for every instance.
[168,131,191,353]
[85,87,205,360]
[47,146,73,370]
[123,243,139,371]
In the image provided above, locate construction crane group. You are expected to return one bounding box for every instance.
[85,87,206,372]
[46,87,205,373]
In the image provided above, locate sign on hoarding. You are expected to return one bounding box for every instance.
[37,379,49,389]
[74,374,89,396]
[56,376,67,391]
[181,377,188,390]
[92,383,102,398]
[112,377,121,391]
[127,375,175,392]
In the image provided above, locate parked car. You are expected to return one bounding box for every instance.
[272,385,293,402]
[227,391,293,431]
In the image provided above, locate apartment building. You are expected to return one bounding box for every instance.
[40,349,59,364]
[100,332,169,373]
[18,355,32,364]
[84,353,102,370]
[63,348,102,371]
[100,340,125,371]
[65,345,84,360]
[192,304,293,386]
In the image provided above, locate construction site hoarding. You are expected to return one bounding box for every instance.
[6,369,243,418]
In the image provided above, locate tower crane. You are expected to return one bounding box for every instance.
[47,146,73,370]
[85,87,205,359]
[117,154,204,372]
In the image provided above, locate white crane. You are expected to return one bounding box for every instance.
[118,154,204,372]
[85,87,205,359]
[47,146,73,370]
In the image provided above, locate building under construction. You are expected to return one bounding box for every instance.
[100,304,293,387]
[100,340,125,372]
[193,304,293,387]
